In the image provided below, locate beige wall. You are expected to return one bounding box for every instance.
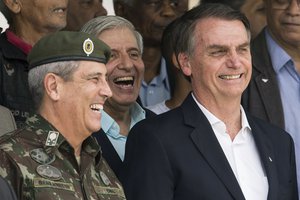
[189,0,200,9]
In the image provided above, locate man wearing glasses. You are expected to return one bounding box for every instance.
[242,0,300,197]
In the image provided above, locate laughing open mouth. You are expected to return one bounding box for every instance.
[113,76,134,86]
[90,104,103,113]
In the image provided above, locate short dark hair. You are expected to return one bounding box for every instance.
[174,3,251,57]
[161,17,187,96]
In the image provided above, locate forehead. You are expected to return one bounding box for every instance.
[98,27,139,50]
[194,18,249,46]
[77,60,107,73]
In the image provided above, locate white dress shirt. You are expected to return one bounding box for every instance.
[193,94,269,200]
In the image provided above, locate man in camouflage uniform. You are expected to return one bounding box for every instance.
[0,31,126,200]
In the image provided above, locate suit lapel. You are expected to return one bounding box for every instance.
[182,95,245,200]
[247,116,279,200]
[251,32,285,128]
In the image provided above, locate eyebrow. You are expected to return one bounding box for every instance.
[111,47,141,53]
[85,72,105,78]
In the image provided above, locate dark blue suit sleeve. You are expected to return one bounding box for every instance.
[121,123,174,200]
[0,177,17,200]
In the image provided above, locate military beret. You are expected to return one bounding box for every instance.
[28,31,111,70]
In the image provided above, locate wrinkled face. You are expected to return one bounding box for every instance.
[98,27,144,107]
[127,0,188,45]
[66,0,107,31]
[60,61,112,135]
[19,0,68,31]
[265,0,300,47]
[241,0,266,38]
[184,18,251,102]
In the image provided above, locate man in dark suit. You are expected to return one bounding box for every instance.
[121,3,298,200]
[242,0,300,196]
[81,16,155,179]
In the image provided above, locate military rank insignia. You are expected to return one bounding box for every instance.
[100,171,112,186]
[30,148,55,165]
[45,131,59,146]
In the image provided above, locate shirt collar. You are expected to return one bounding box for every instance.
[25,114,100,156]
[265,29,291,74]
[101,102,146,138]
[191,93,251,132]
[6,30,32,55]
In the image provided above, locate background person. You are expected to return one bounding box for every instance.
[114,0,189,107]
[64,0,107,31]
[147,17,191,114]
[242,0,300,196]
[81,16,155,179]
[0,0,68,128]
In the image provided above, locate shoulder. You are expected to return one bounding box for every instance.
[247,114,292,143]
[129,107,184,142]
[0,128,34,153]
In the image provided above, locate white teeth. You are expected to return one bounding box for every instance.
[90,104,103,112]
[219,74,241,80]
[54,8,64,13]
[115,77,133,82]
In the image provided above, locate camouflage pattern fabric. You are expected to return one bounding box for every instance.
[0,114,126,200]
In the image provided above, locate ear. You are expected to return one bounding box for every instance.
[43,73,62,101]
[178,52,192,76]
[3,0,21,14]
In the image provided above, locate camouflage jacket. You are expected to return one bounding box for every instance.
[0,114,126,200]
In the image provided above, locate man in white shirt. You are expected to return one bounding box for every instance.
[121,3,298,200]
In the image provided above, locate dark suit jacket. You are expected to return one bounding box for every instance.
[92,107,156,179]
[122,94,298,200]
[0,176,17,200]
[242,29,285,129]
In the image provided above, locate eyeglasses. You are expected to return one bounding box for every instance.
[271,0,300,10]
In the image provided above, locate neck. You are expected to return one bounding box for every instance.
[39,103,85,156]
[142,46,162,83]
[165,75,191,109]
[104,102,132,136]
[195,93,242,140]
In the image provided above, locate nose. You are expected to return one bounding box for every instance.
[118,54,134,71]
[226,52,242,69]
[101,79,113,99]
[95,1,107,16]
[161,2,176,17]
[286,0,300,15]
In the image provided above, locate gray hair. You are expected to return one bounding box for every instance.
[28,61,79,110]
[0,0,12,25]
[175,3,251,58]
[81,15,143,54]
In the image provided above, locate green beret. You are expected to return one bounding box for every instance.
[28,31,111,70]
